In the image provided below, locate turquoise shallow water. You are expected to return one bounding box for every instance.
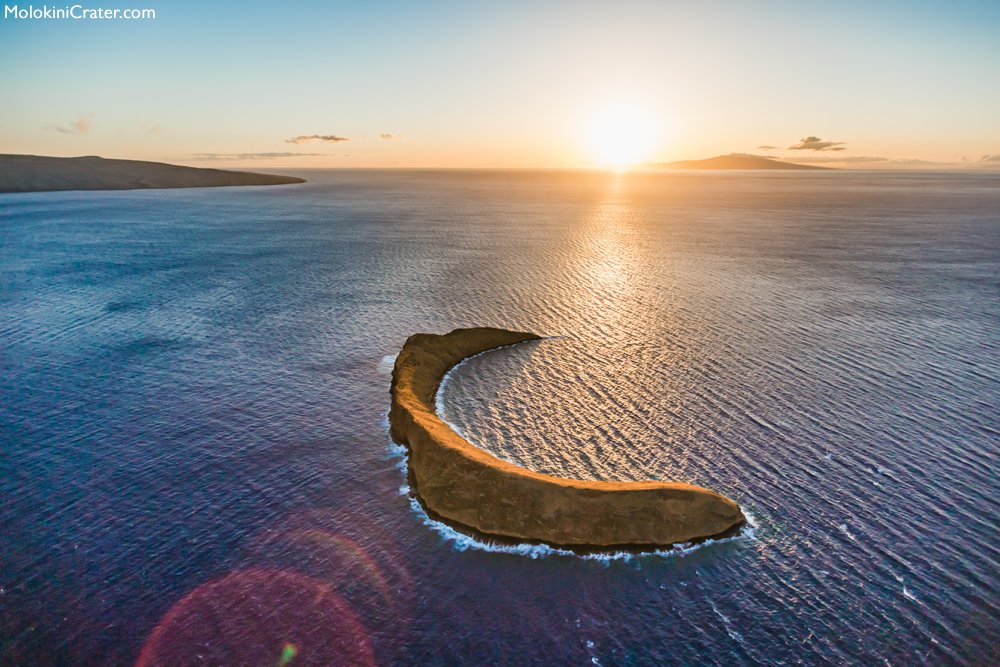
[1,169,998,665]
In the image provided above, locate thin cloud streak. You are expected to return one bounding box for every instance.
[785,155,997,169]
[193,152,325,160]
[47,113,94,135]
[286,134,350,144]
[785,155,888,164]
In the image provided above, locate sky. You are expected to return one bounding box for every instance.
[2,0,999,168]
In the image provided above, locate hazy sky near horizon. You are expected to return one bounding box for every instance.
[2,0,999,168]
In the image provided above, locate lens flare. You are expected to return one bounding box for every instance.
[278,642,297,666]
[246,508,416,664]
[135,569,374,667]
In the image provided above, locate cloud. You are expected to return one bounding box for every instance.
[979,154,1000,163]
[788,135,846,151]
[71,115,93,134]
[140,123,161,135]
[285,134,349,144]
[47,113,94,134]
[784,155,889,164]
[757,145,777,151]
[786,155,980,169]
[379,133,403,140]
[891,158,956,166]
[192,152,325,160]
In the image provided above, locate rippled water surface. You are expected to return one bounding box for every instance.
[2,170,998,665]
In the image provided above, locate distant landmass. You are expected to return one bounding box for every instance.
[661,154,828,170]
[0,154,306,193]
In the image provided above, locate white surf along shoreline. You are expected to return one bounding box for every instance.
[380,348,758,561]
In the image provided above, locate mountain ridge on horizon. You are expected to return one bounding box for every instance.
[657,153,829,170]
[0,154,305,193]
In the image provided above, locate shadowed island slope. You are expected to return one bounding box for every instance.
[389,327,746,549]
[0,154,305,193]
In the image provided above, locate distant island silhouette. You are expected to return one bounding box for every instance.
[0,154,305,193]
[390,327,746,549]
[660,153,828,170]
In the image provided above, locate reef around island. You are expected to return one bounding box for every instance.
[389,327,746,549]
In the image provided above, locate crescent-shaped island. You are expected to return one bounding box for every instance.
[389,327,746,550]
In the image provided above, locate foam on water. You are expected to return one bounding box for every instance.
[838,523,857,541]
[434,360,470,440]
[387,442,758,561]
[378,354,397,375]
[710,600,745,644]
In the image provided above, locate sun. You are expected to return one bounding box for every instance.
[585,104,660,170]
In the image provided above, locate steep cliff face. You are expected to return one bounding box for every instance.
[389,327,746,548]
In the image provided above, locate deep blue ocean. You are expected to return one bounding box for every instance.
[2,170,998,666]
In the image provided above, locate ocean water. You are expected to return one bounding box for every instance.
[1,169,997,666]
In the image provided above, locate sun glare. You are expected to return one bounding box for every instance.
[585,105,660,171]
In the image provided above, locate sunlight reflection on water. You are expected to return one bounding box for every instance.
[1,170,997,665]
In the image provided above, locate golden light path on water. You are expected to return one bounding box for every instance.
[4,170,994,665]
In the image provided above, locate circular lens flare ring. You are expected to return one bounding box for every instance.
[135,568,376,667]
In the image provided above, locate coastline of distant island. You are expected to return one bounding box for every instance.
[0,154,306,193]
[656,153,829,170]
